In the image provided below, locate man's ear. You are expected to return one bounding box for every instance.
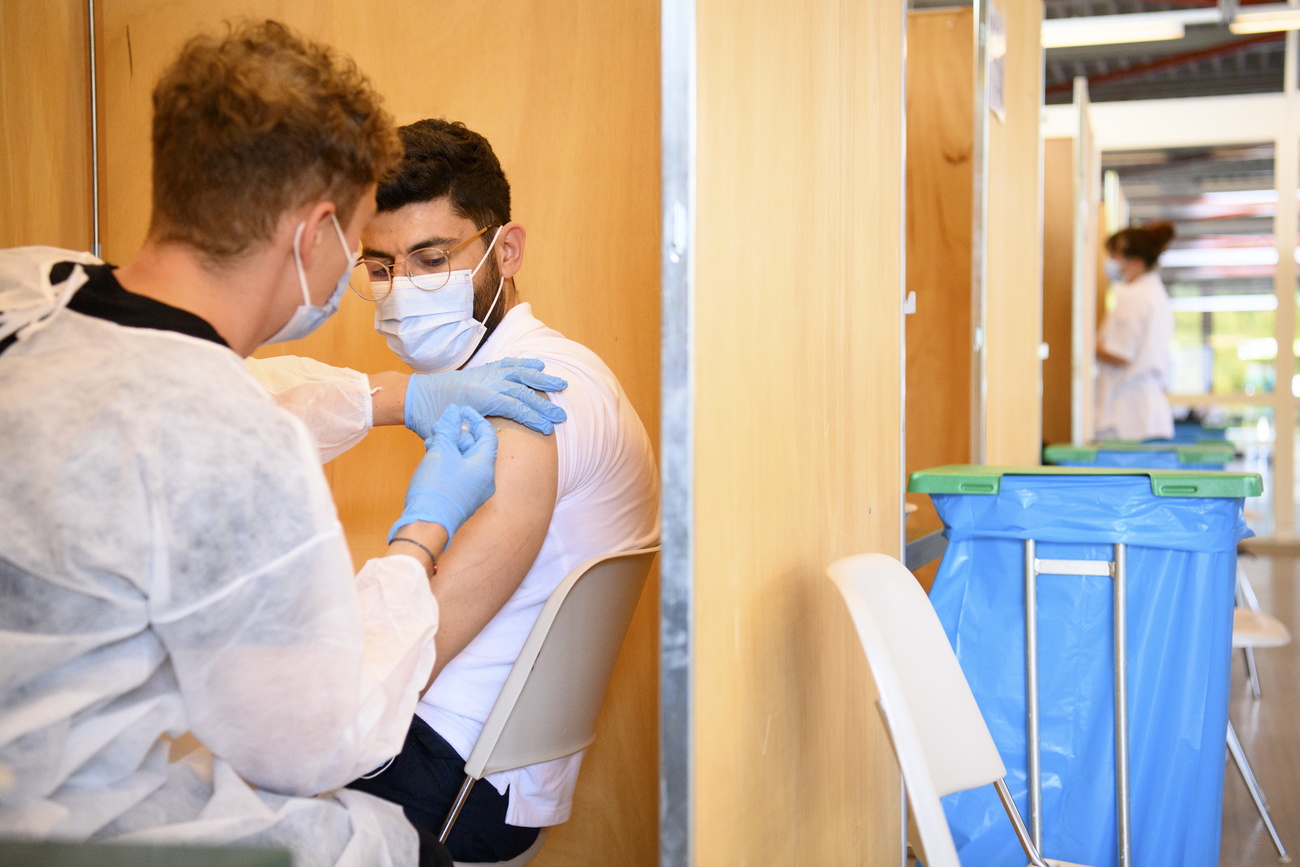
[496,222,526,280]
[296,201,338,270]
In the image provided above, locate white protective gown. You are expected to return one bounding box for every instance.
[1096,269,1175,441]
[0,247,438,866]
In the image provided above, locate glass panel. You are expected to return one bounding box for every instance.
[1103,144,1278,397]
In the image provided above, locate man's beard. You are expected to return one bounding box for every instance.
[472,253,507,336]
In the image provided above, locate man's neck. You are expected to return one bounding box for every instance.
[114,239,285,357]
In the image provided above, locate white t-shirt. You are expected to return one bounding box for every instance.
[1096,270,1174,441]
[417,303,660,828]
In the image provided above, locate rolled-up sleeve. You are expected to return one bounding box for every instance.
[246,355,373,463]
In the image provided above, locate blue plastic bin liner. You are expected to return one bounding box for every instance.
[928,475,1249,867]
[1170,421,1229,444]
[1050,448,1225,471]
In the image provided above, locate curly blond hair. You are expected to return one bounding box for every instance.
[148,20,401,260]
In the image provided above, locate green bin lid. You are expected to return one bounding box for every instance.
[908,464,1262,498]
[1043,441,1234,466]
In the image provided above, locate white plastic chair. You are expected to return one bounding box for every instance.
[438,546,660,867]
[1227,604,1292,861]
[828,553,1090,867]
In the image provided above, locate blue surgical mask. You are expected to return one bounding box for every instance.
[265,215,355,345]
[1104,258,1123,283]
[374,227,505,373]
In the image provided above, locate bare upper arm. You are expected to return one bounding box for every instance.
[424,417,558,684]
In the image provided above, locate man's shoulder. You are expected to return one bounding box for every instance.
[492,314,619,399]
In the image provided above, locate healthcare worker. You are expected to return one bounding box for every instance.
[1096,221,1177,441]
[0,20,535,867]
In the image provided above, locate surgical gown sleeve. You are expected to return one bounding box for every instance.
[246,355,373,463]
[146,364,436,797]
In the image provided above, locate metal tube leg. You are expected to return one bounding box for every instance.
[995,778,1051,867]
[900,774,908,867]
[1113,543,1131,867]
[1025,539,1042,850]
[1244,646,1264,700]
[438,775,477,844]
[1227,721,1291,861]
[1237,564,1262,612]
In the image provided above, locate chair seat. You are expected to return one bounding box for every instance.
[453,830,547,867]
[1042,860,1095,867]
[1232,608,1292,649]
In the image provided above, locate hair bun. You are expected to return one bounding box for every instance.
[1146,220,1176,253]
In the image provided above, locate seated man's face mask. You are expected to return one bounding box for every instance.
[265,214,355,345]
[373,227,505,373]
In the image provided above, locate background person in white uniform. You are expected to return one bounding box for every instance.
[1096,220,1177,441]
[0,22,507,867]
[331,119,661,863]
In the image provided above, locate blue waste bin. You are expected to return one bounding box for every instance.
[1170,420,1230,444]
[907,465,1259,867]
[1043,441,1234,471]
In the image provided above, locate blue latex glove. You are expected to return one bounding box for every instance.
[391,405,499,542]
[406,358,568,438]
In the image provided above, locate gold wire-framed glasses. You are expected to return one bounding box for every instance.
[352,224,499,301]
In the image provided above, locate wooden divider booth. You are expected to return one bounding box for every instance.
[903,0,1045,581]
[1042,82,1104,446]
[4,1,659,862]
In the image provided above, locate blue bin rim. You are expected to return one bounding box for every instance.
[908,464,1262,498]
[1043,441,1234,466]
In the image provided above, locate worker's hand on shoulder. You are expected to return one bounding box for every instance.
[393,405,499,542]
[406,357,568,437]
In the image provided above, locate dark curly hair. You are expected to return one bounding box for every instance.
[376,119,511,231]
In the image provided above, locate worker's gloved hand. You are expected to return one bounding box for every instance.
[391,405,499,542]
[405,358,568,438]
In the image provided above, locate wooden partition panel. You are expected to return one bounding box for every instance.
[984,0,1044,465]
[1042,136,1076,444]
[904,8,973,536]
[692,1,904,863]
[0,0,92,250]
[91,3,660,863]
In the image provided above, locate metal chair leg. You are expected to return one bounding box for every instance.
[1237,565,1262,612]
[994,778,1051,867]
[1227,720,1290,861]
[438,775,477,844]
[1243,645,1263,701]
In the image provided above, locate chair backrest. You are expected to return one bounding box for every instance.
[465,547,660,779]
[828,553,1008,867]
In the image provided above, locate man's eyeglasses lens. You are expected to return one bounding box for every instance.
[353,246,454,301]
[351,225,496,301]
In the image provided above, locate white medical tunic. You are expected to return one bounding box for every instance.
[1096,270,1175,441]
[0,248,439,866]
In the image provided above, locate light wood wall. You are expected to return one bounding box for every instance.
[1042,136,1076,444]
[0,0,92,250]
[86,3,661,863]
[984,0,1044,465]
[1041,129,1100,446]
[904,1,1044,502]
[904,8,974,540]
[692,0,905,863]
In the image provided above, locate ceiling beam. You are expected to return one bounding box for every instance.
[1045,30,1283,95]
